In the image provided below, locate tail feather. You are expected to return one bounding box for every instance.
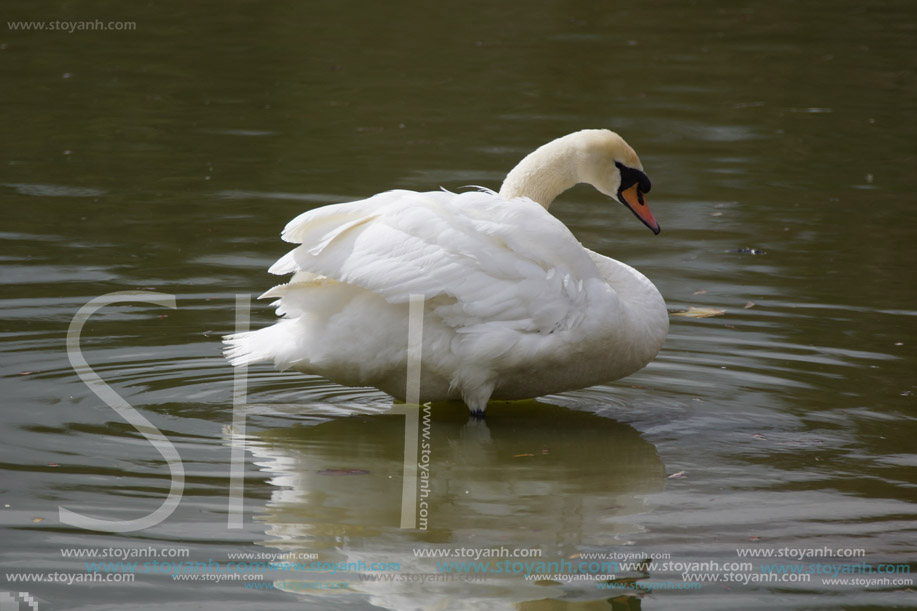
[223,330,270,367]
[223,317,315,372]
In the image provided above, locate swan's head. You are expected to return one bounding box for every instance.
[499,129,660,234]
[574,129,659,235]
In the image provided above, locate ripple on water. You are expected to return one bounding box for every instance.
[1,248,913,610]
[2,182,107,197]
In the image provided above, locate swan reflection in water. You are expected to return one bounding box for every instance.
[230,400,665,610]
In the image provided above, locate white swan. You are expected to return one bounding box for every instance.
[224,129,668,415]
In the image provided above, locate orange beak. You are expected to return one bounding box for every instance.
[618,184,660,235]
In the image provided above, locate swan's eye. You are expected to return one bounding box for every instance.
[615,161,652,195]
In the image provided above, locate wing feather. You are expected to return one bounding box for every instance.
[267,189,601,334]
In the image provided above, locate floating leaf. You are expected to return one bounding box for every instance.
[32,517,44,523]
[692,289,708,295]
[667,471,687,479]
[673,306,726,318]
[744,302,756,309]
[513,453,535,458]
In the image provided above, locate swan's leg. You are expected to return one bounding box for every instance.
[462,382,494,418]
[468,406,487,419]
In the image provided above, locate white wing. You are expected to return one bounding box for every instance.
[266,189,602,338]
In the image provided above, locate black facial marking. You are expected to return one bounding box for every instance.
[615,161,652,201]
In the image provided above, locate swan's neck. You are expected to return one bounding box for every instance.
[498,134,583,209]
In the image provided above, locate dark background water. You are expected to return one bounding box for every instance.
[1,1,915,609]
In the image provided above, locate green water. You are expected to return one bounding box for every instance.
[1,1,915,609]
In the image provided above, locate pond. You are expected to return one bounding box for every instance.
[1,1,915,609]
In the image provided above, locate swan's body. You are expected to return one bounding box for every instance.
[225,130,668,415]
